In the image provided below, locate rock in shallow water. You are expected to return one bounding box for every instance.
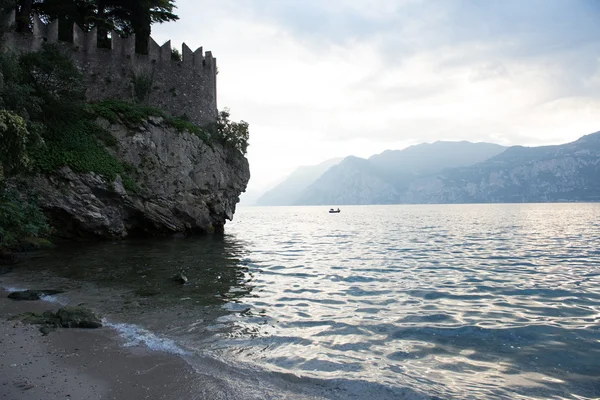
[15,307,102,329]
[56,307,102,328]
[173,272,188,284]
[7,290,64,301]
[39,325,56,336]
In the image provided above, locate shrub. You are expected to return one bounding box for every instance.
[0,110,30,180]
[0,185,51,251]
[0,51,42,123]
[19,43,85,106]
[131,68,154,103]
[215,109,249,154]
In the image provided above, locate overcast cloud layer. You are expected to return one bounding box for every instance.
[153,0,600,193]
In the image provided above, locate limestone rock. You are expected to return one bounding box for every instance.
[24,118,250,239]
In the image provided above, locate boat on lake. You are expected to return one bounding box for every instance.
[329,208,341,213]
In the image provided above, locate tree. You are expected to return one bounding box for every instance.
[105,0,178,54]
[7,0,179,53]
[16,0,33,32]
[0,110,30,180]
[37,0,97,41]
[216,109,250,155]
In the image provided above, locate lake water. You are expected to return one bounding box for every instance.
[3,204,600,399]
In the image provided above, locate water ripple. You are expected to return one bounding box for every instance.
[223,204,600,399]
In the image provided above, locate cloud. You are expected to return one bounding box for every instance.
[153,0,600,190]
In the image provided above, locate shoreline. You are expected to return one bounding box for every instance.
[0,288,199,400]
[0,287,335,400]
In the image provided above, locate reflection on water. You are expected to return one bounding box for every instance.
[6,236,255,336]
[4,203,600,399]
[222,204,600,399]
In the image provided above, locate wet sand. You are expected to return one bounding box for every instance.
[0,288,197,400]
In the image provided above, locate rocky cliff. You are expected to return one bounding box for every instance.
[402,132,600,203]
[26,116,249,239]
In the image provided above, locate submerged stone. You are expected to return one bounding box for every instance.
[39,325,56,336]
[8,290,41,301]
[15,307,101,329]
[7,289,64,301]
[19,312,47,325]
[56,306,102,329]
[173,272,188,284]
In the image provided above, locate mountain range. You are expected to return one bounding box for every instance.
[253,132,600,205]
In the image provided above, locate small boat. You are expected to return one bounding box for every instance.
[329,208,341,213]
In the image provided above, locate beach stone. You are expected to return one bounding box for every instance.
[39,325,56,336]
[173,272,188,284]
[56,307,102,329]
[19,312,47,324]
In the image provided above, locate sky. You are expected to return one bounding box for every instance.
[153,0,600,197]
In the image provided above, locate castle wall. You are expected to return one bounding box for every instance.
[1,12,217,127]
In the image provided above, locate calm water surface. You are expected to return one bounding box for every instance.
[4,204,600,399]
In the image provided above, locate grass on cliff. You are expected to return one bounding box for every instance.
[88,100,211,143]
[88,100,250,155]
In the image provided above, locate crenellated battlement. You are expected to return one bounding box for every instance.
[1,11,218,126]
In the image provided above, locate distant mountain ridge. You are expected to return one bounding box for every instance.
[401,132,600,203]
[297,141,508,205]
[255,158,343,206]
[253,133,600,205]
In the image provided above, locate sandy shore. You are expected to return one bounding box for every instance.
[0,288,198,400]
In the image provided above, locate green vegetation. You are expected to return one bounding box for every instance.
[0,44,140,250]
[88,99,211,142]
[0,44,137,187]
[215,109,250,155]
[0,110,31,180]
[14,0,178,54]
[0,185,52,252]
[89,100,250,153]
[131,68,154,103]
[0,35,249,250]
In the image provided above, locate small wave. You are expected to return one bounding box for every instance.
[105,321,188,356]
[40,294,69,305]
[1,285,27,292]
[2,286,69,305]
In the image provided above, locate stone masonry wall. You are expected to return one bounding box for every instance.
[0,12,217,127]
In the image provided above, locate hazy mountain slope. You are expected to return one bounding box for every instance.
[295,156,399,205]
[369,141,507,180]
[255,158,342,206]
[296,141,506,205]
[402,132,600,203]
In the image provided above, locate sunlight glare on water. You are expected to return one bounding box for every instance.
[4,203,600,399]
[221,204,600,399]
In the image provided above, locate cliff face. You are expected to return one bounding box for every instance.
[402,132,600,203]
[28,117,249,239]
